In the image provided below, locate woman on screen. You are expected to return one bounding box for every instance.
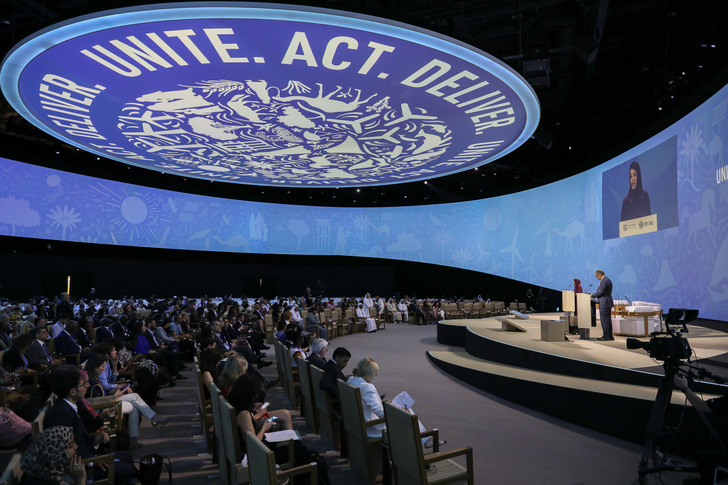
[621,160,651,221]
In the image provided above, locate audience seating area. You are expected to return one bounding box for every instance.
[1,293,482,485]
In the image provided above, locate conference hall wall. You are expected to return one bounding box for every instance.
[1,84,726,320]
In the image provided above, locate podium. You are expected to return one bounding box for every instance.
[562,290,575,313]
[576,293,595,340]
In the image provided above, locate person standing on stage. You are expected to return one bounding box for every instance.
[573,279,583,293]
[591,270,614,341]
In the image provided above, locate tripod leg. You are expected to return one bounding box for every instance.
[638,374,674,479]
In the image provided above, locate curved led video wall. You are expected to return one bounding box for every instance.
[1,84,727,320]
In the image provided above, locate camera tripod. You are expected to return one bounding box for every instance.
[638,359,725,483]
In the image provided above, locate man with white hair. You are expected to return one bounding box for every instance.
[306,338,328,369]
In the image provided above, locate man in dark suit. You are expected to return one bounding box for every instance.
[95,318,114,344]
[306,338,328,369]
[44,367,137,482]
[320,347,351,398]
[110,315,131,338]
[592,269,614,341]
[75,318,93,349]
[26,326,62,370]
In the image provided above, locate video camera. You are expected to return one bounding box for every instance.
[626,308,698,363]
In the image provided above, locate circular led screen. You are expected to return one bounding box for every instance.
[1,2,539,187]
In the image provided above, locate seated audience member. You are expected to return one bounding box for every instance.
[398,299,409,323]
[287,330,305,368]
[20,426,86,485]
[144,318,186,379]
[217,354,248,398]
[346,357,435,445]
[227,374,302,466]
[86,354,169,448]
[356,303,377,333]
[305,305,328,341]
[386,298,402,323]
[347,357,386,438]
[2,333,33,373]
[0,405,32,451]
[199,347,224,394]
[320,347,351,399]
[276,318,288,344]
[110,315,131,339]
[306,338,328,369]
[44,366,137,483]
[50,313,70,339]
[26,326,63,370]
[54,321,90,364]
[94,318,114,344]
[74,318,93,349]
[76,370,132,451]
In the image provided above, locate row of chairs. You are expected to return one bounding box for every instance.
[263,307,386,344]
[193,364,318,485]
[293,351,475,485]
[441,301,510,319]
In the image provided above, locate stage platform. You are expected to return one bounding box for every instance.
[428,314,728,447]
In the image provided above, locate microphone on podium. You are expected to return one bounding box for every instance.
[625,295,633,305]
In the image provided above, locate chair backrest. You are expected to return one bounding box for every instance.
[31,407,47,437]
[308,365,339,450]
[0,453,21,485]
[337,380,382,484]
[244,431,278,485]
[296,357,319,433]
[280,343,299,409]
[274,340,286,390]
[209,383,229,484]
[220,394,249,484]
[194,365,214,454]
[383,402,427,484]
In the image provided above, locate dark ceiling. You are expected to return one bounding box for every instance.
[1,0,726,207]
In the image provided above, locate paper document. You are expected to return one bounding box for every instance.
[264,430,300,442]
[392,391,415,410]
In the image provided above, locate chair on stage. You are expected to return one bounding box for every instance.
[384,402,474,485]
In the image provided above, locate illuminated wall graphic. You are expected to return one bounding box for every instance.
[0,3,539,188]
[602,137,679,240]
[1,85,726,320]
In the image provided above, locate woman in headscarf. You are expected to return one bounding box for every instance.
[20,426,86,485]
[620,160,651,221]
[573,279,583,293]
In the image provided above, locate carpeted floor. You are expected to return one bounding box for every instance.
[135,321,723,484]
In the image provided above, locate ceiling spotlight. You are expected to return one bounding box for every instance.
[404,194,407,199]
[356,188,360,192]
[568,146,572,150]
[424,180,428,184]
[658,107,663,110]
[96,157,100,160]
[55,151,60,155]
[474,167,478,171]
